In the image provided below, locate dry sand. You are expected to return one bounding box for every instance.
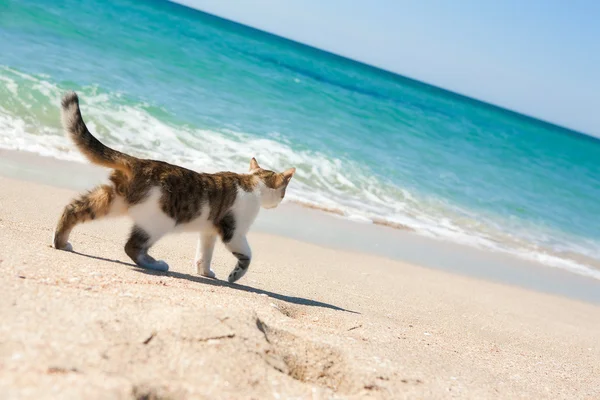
[1,175,599,399]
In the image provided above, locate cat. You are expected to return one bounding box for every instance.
[52,91,295,283]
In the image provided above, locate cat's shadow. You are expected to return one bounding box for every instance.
[74,251,359,314]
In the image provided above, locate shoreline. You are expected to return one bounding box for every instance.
[2,148,600,305]
[2,133,599,282]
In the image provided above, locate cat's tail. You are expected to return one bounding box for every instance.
[61,91,134,175]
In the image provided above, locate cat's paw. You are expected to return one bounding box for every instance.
[53,241,73,252]
[140,259,169,272]
[52,230,73,251]
[200,269,216,279]
[227,266,247,283]
[195,259,215,278]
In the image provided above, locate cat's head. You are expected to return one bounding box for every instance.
[249,157,296,209]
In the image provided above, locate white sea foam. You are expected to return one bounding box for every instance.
[1,68,599,281]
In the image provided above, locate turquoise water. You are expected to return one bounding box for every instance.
[1,0,600,279]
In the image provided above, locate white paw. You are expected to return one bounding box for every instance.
[195,259,216,279]
[200,269,216,279]
[140,259,169,272]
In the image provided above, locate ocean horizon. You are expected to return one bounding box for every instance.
[1,0,600,280]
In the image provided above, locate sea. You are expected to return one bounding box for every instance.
[1,0,600,280]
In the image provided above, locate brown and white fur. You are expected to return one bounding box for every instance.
[52,91,295,283]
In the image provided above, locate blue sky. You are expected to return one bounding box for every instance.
[173,0,600,136]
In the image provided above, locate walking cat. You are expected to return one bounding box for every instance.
[52,92,295,283]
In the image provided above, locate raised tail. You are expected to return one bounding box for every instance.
[61,91,133,174]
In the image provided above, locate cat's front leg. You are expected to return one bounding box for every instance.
[223,234,251,283]
[195,232,217,278]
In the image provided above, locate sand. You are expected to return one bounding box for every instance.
[1,172,600,399]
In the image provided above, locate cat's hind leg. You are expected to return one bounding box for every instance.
[124,224,172,272]
[53,184,125,251]
[195,232,217,278]
[125,188,175,271]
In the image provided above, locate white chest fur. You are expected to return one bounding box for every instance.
[229,188,261,235]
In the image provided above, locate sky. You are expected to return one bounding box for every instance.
[172,0,600,136]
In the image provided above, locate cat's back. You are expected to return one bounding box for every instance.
[125,159,257,223]
[127,159,255,195]
[120,159,196,202]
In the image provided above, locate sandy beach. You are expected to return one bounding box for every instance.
[1,153,600,399]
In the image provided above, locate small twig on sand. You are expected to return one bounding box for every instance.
[47,366,80,374]
[196,333,236,342]
[143,331,157,345]
[347,324,363,331]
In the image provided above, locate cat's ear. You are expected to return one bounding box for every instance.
[282,167,296,183]
[249,157,260,171]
